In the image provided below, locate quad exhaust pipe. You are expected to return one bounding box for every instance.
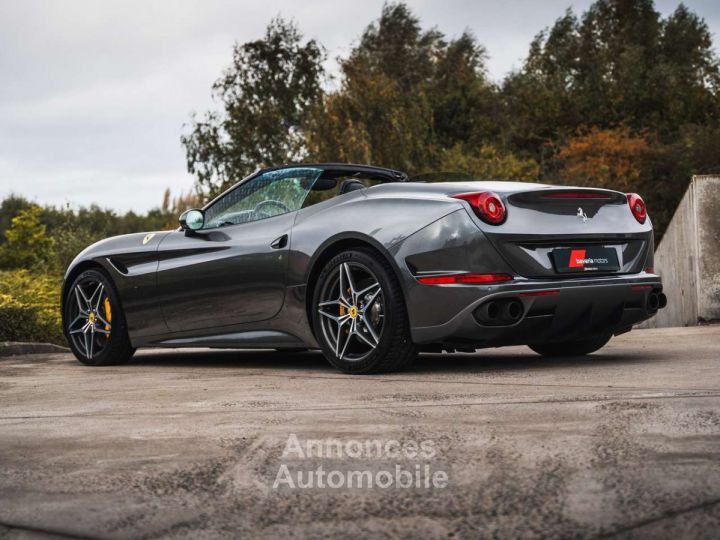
[475,298,524,325]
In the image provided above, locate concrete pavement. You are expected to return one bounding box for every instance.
[1,326,719,539]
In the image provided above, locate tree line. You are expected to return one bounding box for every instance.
[183,0,720,240]
[0,190,197,274]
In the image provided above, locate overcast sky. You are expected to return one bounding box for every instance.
[1,0,718,213]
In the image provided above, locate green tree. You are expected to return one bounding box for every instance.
[430,32,499,149]
[0,206,54,269]
[501,9,581,158]
[307,3,440,171]
[307,3,499,174]
[501,0,720,158]
[182,17,326,197]
[0,195,33,245]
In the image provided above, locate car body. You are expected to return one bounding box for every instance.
[62,163,666,372]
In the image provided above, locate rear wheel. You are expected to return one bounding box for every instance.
[312,249,417,374]
[528,334,612,357]
[64,269,135,366]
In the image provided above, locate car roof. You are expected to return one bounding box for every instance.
[261,163,408,182]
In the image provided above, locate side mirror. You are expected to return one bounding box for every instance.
[179,209,205,231]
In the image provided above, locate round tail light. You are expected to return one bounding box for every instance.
[626,193,647,224]
[452,191,507,225]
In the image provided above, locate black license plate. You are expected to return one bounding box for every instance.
[553,247,620,273]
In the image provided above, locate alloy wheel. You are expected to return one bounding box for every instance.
[317,261,385,362]
[66,278,112,360]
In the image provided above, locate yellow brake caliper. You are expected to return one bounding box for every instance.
[103,297,112,337]
[339,304,348,332]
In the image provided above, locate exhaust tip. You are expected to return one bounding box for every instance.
[503,300,523,322]
[474,298,525,326]
[647,292,659,312]
[658,293,667,309]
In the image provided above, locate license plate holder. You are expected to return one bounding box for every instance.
[552,247,620,273]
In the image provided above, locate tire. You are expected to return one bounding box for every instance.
[528,334,612,357]
[63,268,136,366]
[311,248,417,374]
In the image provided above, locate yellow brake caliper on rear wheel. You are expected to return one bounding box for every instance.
[103,297,112,337]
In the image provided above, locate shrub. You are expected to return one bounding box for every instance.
[0,206,54,269]
[0,270,64,345]
[48,224,99,276]
[439,144,541,181]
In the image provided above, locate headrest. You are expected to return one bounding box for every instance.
[338,179,366,195]
[312,177,337,191]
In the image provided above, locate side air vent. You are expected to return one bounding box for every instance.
[106,257,129,275]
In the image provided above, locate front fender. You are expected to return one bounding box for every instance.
[62,231,171,340]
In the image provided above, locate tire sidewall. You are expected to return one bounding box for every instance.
[312,249,401,374]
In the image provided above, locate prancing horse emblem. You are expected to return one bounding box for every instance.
[142,233,155,245]
[577,207,588,223]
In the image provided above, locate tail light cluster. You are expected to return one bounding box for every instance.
[452,191,506,224]
[626,193,647,224]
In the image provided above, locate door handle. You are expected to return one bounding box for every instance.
[271,234,288,249]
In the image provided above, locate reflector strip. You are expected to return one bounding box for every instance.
[519,290,560,297]
[631,285,652,290]
[417,273,513,285]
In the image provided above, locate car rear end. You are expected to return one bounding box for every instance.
[392,182,666,349]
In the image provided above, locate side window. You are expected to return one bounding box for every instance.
[203,168,322,229]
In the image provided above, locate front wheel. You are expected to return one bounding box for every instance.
[64,269,135,366]
[312,249,417,374]
[528,334,612,357]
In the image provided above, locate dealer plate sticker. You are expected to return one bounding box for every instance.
[552,247,620,273]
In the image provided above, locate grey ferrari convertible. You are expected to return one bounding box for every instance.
[62,163,666,373]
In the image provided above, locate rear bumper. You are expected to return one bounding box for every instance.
[410,274,664,347]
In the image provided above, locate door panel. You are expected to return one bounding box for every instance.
[156,213,293,332]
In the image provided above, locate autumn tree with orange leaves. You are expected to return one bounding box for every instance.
[554,127,652,192]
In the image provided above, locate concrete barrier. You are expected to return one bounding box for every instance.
[644,175,720,327]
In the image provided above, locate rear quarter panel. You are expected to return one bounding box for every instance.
[288,189,463,286]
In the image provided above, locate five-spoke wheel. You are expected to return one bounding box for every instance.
[64,269,135,366]
[312,249,417,374]
[317,261,385,362]
[67,278,112,360]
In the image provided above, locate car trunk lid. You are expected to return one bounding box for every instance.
[473,188,652,278]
